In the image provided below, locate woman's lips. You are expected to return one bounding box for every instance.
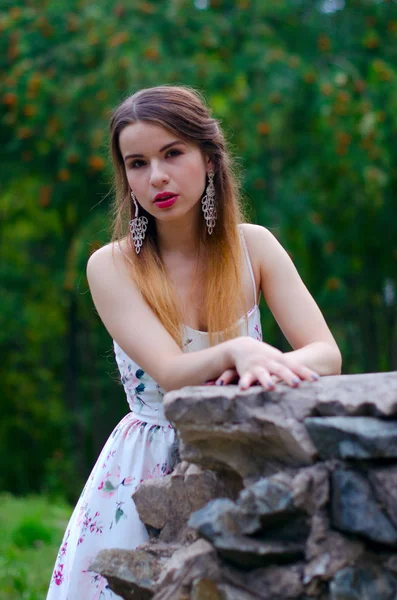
[154,194,178,209]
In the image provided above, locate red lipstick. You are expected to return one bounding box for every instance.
[154,192,179,209]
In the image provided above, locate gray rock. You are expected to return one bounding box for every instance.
[237,474,297,525]
[163,374,397,483]
[164,372,397,423]
[368,466,397,528]
[166,436,181,472]
[329,565,397,600]
[89,548,162,599]
[243,564,304,599]
[386,555,397,574]
[213,535,305,569]
[133,462,236,543]
[90,375,397,599]
[213,563,304,600]
[188,498,250,539]
[331,469,397,547]
[154,539,220,598]
[312,372,397,418]
[216,584,257,600]
[188,486,306,570]
[305,416,397,460]
[164,386,317,483]
[304,527,364,585]
[189,474,309,542]
[190,578,223,599]
[297,465,365,585]
[292,464,330,515]
[238,474,310,542]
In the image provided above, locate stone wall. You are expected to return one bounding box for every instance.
[91,372,397,599]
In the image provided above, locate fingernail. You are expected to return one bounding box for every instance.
[216,379,224,386]
[267,379,275,389]
[292,377,300,384]
[311,374,319,381]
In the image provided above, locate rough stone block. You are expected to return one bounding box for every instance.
[331,469,397,547]
[368,466,397,528]
[89,548,162,600]
[213,535,305,569]
[132,462,236,542]
[329,564,397,600]
[305,416,397,460]
[91,374,397,599]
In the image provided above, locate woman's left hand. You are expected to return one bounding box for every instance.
[214,368,239,386]
[214,363,318,388]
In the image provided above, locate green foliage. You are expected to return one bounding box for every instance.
[0,494,71,599]
[12,519,53,548]
[0,0,396,496]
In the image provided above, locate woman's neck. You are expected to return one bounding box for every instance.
[156,211,202,258]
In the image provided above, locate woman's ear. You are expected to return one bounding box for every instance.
[206,157,215,172]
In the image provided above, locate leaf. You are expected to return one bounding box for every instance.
[103,480,116,492]
[115,507,124,523]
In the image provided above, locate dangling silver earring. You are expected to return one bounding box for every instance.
[201,169,217,235]
[129,192,148,255]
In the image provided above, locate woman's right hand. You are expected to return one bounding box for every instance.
[219,337,319,391]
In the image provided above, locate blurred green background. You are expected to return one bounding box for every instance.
[1,0,396,596]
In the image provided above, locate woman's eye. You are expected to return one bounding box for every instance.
[166,149,181,158]
[130,160,145,169]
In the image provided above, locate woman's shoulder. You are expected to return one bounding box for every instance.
[239,223,291,282]
[88,237,131,261]
[86,238,133,283]
[239,223,280,256]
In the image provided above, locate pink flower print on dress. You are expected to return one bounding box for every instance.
[98,478,118,497]
[102,449,117,469]
[77,507,103,545]
[59,538,68,558]
[98,472,135,498]
[51,528,70,586]
[97,464,122,497]
[80,556,111,599]
[122,418,143,439]
[120,361,152,412]
[76,503,87,528]
[53,563,64,586]
[122,475,135,486]
[254,324,263,342]
[141,461,173,482]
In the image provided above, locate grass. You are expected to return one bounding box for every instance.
[0,493,71,600]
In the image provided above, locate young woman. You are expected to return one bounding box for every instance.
[47,85,341,599]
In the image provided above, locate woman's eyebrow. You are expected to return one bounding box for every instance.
[124,140,185,161]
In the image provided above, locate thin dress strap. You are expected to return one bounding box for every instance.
[239,228,257,306]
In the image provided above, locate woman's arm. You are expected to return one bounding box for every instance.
[87,244,235,391]
[87,243,318,392]
[243,223,342,376]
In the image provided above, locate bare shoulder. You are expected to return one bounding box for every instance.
[239,223,283,267]
[240,222,276,244]
[86,238,133,283]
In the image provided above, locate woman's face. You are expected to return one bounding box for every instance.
[119,121,211,222]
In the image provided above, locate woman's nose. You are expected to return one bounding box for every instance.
[149,161,169,186]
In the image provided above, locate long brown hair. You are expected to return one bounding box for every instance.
[109,85,246,346]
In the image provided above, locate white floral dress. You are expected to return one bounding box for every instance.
[47,239,262,600]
